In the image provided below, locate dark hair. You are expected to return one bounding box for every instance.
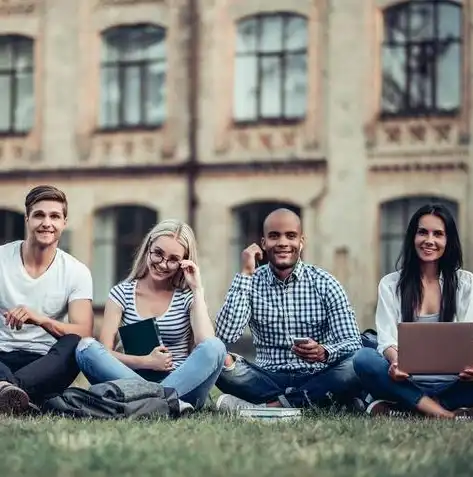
[25,185,68,218]
[396,203,462,323]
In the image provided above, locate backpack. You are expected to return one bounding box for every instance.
[361,328,378,349]
[42,378,181,420]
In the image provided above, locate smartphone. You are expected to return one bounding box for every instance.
[292,337,310,346]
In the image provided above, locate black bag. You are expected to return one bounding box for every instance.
[361,328,378,349]
[43,378,181,420]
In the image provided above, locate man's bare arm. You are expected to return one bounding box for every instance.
[39,299,93,338]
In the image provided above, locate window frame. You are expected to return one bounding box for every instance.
[99,23,167,131]
[92,205,158,306]
[233,12,308,126]
[0,34,34,136]
[380,0,462,119]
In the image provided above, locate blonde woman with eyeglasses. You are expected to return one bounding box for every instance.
[75,219,226,410]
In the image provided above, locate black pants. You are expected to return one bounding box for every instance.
[0,334,81,404]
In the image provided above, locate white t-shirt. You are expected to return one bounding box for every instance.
[0,241,93,355]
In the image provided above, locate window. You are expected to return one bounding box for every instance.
[58,230,71,254]
[100,24,166,129]
[380,196,458,276]
[232,202,302,271]
[234,13,308,123]
[92,205,158,305]
[0,209,24,245]
[381,0,462,117]
[0,35,34,134]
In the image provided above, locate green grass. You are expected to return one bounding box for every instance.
[2,411,473,477]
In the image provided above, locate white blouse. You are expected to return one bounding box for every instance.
[375,269,473,355]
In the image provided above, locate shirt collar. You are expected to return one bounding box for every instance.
[265,259,304,286]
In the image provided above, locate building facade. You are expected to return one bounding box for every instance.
[0,0,469,330]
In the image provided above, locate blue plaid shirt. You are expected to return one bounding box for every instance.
[216,261,362,372]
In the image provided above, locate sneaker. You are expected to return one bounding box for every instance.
[366,399,412,418]
[0,381,30,415]
[215,394,265,413]
[344,396,367,414]
[454,407,473,421]
[178,399,194,416]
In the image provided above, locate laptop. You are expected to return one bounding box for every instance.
[398,322,473,374]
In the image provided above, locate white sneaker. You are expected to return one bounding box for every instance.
[215,394,266,413]
[178,399,194,415]
[366,399,412,418]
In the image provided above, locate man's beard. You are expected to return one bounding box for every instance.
[273,262,294,270]
[269,254,297,270]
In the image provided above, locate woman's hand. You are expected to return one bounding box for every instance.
[459,366,473,381]
[143,345,173,372]
[388,362,410,381]
[181,260,203,291]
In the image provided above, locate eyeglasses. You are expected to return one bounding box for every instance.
[148,249,181,270]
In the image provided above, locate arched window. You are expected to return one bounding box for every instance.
[232,201,302,271]
[381,0,462,117]
[234,13,308,123]
[380,196,458,276]
[100,24,166,129]
[0,35,34,133]
[92,205,158,305]
[0,209,24,245]
[58,230,71,254]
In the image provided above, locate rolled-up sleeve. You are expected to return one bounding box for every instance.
[322,277,362,364]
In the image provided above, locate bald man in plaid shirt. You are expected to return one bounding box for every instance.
[215,209,363,412]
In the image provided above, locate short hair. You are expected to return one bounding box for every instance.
[25,185,68,218]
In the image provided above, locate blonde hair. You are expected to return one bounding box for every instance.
[127,219,198,290]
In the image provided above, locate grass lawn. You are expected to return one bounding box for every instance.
[1,411,473,477]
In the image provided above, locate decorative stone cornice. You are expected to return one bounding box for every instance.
[0,0,37,15]
[96,0,163,6]
[369,162,468,173]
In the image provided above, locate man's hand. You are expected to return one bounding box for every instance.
[388,362,409,381]
[459,366,473,381]
[241,243,263,276]
[3,306,45,331]
[292,338,327,363]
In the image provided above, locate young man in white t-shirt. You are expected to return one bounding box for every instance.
[0,185,93,413]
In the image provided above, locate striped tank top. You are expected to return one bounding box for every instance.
[109,279,194,368]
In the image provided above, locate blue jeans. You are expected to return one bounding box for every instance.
[215,352,362,408]
[353,347,473,411]
[76,337,226,410]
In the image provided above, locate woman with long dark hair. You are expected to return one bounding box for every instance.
[353,204,473,418]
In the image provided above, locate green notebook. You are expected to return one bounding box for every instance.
[118,318,163,357]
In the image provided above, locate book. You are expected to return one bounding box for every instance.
[118,318,163,357]
[118,318,166,381]
[238,408,302,422]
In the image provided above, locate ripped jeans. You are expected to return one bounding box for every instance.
[215,352,362,408]
[76,337,226,410]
